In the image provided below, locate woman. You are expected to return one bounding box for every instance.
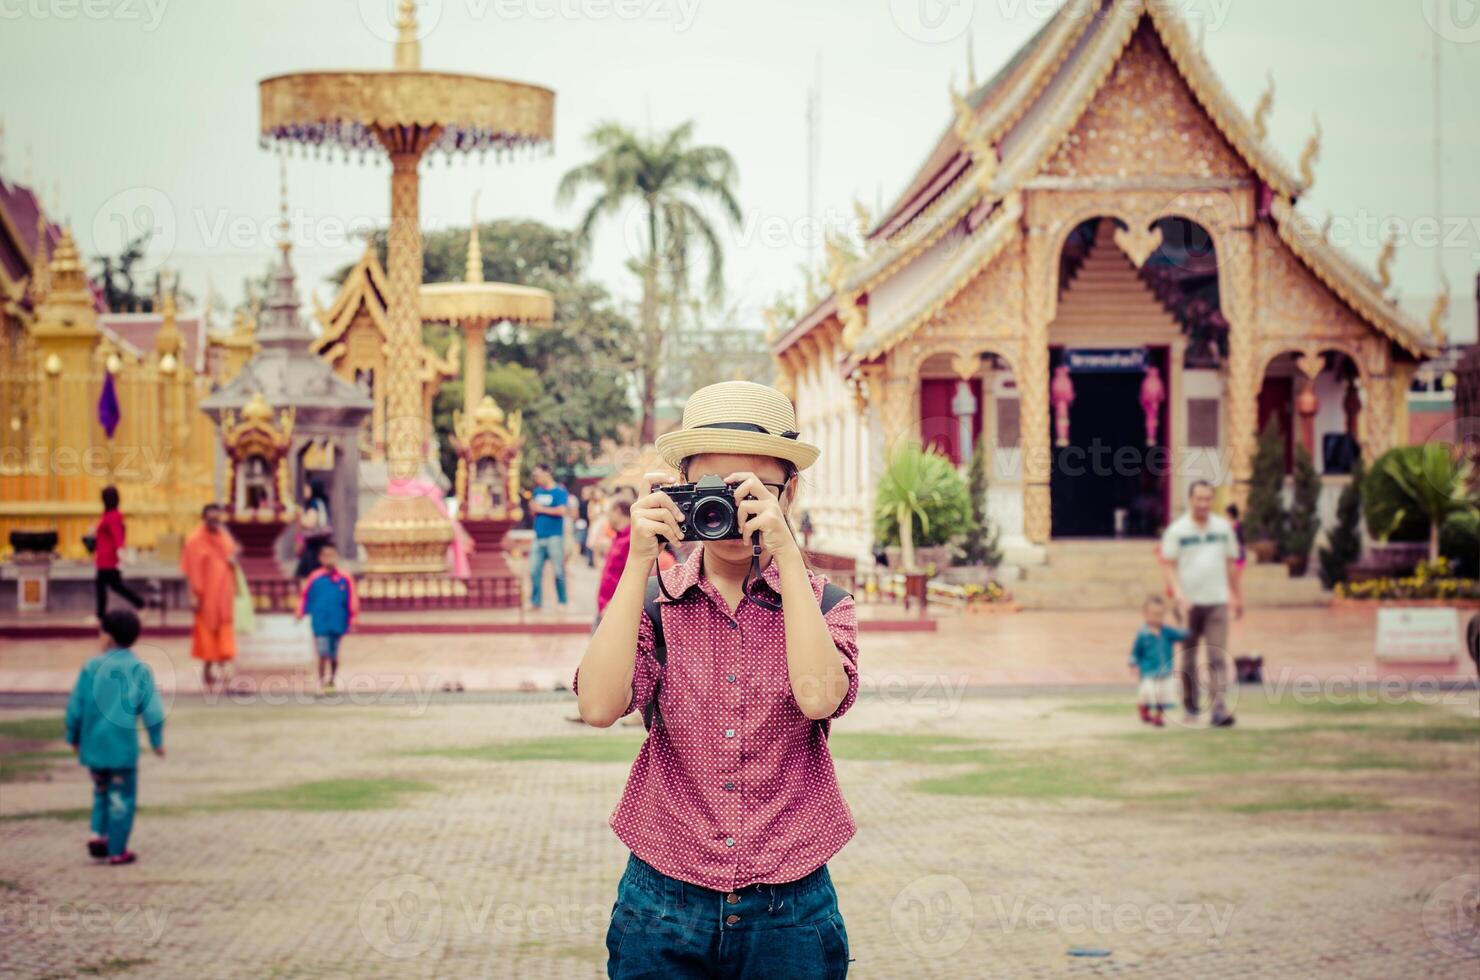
[94,486,145,622]
[293,481,333,582]
[574,381,856,978]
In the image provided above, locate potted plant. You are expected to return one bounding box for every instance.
[945,443,1002,587]
[1364,443,1478,561]
[1247,418,1286,563]
[1318,460,1364,589]
[1282,444,1321,577]
[874,440,973,610]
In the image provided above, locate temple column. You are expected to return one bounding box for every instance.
[385,146,430,481]
[1020,225,1055,544]
[462,320,487,416]
[1295,352,1323,459]
[1219,226,1258,509]
[1360,371,1398,462]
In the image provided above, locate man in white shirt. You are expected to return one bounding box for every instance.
[1159,481,1244,727]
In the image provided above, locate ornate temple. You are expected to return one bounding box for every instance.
[774,0,1444,560]
[0,174,218,558]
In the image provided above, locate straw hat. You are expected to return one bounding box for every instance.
[655,381,820,471]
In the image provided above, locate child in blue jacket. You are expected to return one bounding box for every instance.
[65,610,165,865]
[296,543,358,693]
[1128,596,1187,727]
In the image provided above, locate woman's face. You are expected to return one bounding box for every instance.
[683,452,792,562]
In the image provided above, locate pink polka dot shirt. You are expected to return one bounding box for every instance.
[574,545,860,892]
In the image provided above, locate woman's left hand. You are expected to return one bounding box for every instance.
[727,472,799,559]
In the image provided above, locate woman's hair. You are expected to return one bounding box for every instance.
[307,480,328,502]
[101,485,120,511]
[678,456,798,490]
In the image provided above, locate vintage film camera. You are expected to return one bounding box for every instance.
[658,474,744,542]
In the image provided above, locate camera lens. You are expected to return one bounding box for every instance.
[692,496,735,540]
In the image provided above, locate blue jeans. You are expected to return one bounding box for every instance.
[605,853,850,979]
[314,633,343,660]
[89,767,138,857]
[529,535,567,608]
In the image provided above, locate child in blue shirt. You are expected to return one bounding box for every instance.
[65,610,165,865]
[296,543,358,694]
[1128,596,1187,727]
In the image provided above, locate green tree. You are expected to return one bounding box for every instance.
[873,441,973,571]
[958,443,1001,566]
[557,121,742,443]
[1247,417,1287,550]
[1318,461,1364,588]
[1364,444,1478,559]
[341,220,638,485]
[1283,444,1322,569]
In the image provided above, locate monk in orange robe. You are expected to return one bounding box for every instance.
[180,503,240,687]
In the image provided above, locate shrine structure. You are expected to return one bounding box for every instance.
[774,0,1444,560]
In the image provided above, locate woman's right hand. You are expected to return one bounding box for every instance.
[627,472,684,566]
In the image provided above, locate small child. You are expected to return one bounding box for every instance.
[296,543,358,693]
[1128,595,1187,727]
[65,609,165,865]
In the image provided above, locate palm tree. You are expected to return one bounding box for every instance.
[1378,443,1478,559]
[557,121,741,443]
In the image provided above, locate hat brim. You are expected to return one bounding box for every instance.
[655,429,820,472]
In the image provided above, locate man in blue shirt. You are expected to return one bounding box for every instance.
[65,610,165,864]
[528,463,570,610]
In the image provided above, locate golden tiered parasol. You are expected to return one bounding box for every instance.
[257,0,553,576]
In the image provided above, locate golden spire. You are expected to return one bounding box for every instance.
[465,190,483,284]
[277,151,291,254]
[48,225,85,295]
[1428,274,1450,347]
[29,190,50,304]
[1252,73,1274,143]
[155,273,182,356]
[1376,233,1395,292]
[1298,116,1322,192]
[394,0,421,71]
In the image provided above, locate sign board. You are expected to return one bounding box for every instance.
[236,614,316,669]
[1064,347,1148,373]
[1375,607,1462,663]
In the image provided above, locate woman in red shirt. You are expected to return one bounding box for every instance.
[94,486,145,621]
[575,382,856,978]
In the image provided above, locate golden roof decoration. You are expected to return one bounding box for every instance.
[220,392,295,459]
[1376,233,1395,293]
[1428,275,1450,347]
[1298,116,1321,192]
[1251,73,1275,143]
[242,390,273,423]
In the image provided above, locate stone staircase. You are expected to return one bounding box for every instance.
[1011,540,1328,610]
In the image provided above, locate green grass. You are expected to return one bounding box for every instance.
[1225,794,1386,814]
[829,732,988,762]
[0,715,65,742]
[411,735,643,764]
[914,754,1115,799]
[0,807,93,823]
[216,778,435,812]
[0,749,72,783]
[74,957,153,977]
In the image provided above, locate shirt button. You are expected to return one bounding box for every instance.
[724,781,735,791]
[724,728,735,738]
[728,620,737,629]
[726,914,740,925]
[726,673,736,684]
[726,893,740,905]
[725,837,735,847]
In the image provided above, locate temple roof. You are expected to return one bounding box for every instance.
[785,0,1437,365]
[312,242,391,353]
[97,312,209,372]
[0,174,108,312]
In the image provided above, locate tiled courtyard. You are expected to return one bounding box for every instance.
[1,678,1476,978]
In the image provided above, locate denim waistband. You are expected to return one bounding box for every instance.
[623,853,833,903]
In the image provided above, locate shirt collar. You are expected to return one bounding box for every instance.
[655,544,786,605]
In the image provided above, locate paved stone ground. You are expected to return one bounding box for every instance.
[1,687,1476,979]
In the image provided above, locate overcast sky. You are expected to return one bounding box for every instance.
[2,0,1476,341]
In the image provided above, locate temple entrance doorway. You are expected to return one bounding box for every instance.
[1049,345,1170,538]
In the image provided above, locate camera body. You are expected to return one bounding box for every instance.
[659,474,742,542]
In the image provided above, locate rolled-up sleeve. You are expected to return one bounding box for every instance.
[823,596,860,721]
[571,611,662,719]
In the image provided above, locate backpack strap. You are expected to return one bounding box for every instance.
[641,577,665,731]
[637,576,853,732]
